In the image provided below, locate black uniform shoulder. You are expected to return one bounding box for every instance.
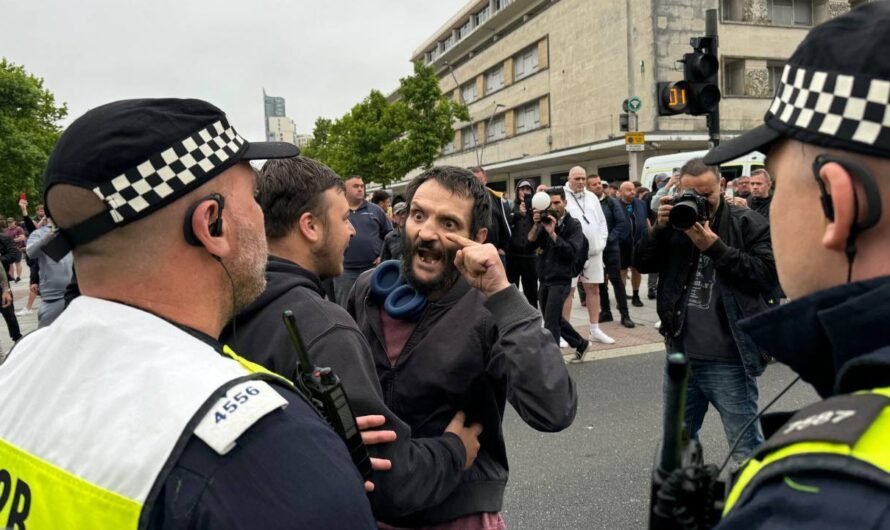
[146,385,375,530]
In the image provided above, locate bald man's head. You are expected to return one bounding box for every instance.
[567,166,587,192]
[619,181,636,203]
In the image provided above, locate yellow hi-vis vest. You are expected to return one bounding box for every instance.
[723,387,890,518]
[0,296,291,529]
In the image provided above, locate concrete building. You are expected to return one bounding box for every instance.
[296,133,314,149]
[390,0,858,195]
[267,116,299,145]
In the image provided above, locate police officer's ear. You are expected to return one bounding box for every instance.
[473,228,488,244]
[814,157,882,253]
[183,194,228,258]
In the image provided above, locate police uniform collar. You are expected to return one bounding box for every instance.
[738,275,890,397]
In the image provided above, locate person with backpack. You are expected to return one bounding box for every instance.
[529,186,590,361]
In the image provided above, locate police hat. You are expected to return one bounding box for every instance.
[705,3,890,165]
[41,98,298,260]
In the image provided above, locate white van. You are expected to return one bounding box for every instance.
[639,150,765,189]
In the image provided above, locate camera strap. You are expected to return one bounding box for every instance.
[570,191,590,224]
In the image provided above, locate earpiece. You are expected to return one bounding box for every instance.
[370,260,427,321]
[183,193,225,247]
[812,155,882,231]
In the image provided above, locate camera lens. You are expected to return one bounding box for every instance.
[669,200,698,230]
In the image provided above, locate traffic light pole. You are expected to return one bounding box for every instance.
[706,9,720,148]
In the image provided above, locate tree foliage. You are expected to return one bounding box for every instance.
[304,61,468,186]
[0,59,67,215]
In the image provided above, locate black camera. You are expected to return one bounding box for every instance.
[540,209,557,224]
[669,191,709,230]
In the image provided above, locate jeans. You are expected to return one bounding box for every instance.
[540,283,584,349]
[506,255,538,307]
[663,347,763,463]
[599,246,628,314]
[334,266,371,308]
[648,272,659,291]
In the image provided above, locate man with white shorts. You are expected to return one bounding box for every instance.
[564,166,614,344]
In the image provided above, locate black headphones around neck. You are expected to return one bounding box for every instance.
[370,260,427,321]
[183,193,225,247]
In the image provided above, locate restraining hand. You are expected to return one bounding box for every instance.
[446,233,510,297]
[445,411,483,470]
[356,414,396,492]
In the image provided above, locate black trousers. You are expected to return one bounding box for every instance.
[540,283,584,349]
[600,246,629,315]
[1,290,21,342]
[506,255,538,307]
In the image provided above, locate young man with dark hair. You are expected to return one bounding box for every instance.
[224,157,478,524]
[349,166,576,528]
[530,185,592,358]
[371,189,391,214]
[506,180,538,307]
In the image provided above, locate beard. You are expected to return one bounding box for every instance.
[311,242,341,282]
[225,216,268,317]
[400,232,461,297]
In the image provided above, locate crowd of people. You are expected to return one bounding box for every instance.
[0,4,888,528]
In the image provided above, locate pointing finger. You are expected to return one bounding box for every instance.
[444,233,478,249]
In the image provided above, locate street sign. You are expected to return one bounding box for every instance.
[627,96,643,113]
[625,132,645,152]
[625,132,645,144]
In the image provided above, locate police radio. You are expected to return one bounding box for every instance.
[649,353,724,529]
[282,310,373,480]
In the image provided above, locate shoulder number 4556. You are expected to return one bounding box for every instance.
[215,386,261,423]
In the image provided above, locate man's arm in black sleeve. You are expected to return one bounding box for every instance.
[251,315,466,521]
[705,212,778,293]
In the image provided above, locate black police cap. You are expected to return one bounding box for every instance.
[42,98,298,260]
[705,2,890,165]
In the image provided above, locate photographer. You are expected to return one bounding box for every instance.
[636,158,778,463]
[529,186,590,360]
[507,180,538,307]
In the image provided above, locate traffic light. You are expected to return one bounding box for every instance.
[657,81,689,116]
[683,37,720,115]
[656,36,721,116]
[619,113,629,132]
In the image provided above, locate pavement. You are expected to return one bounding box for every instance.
[536,274,666,363]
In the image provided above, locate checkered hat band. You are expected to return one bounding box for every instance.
[768,64,890,151]
[94,119,245,223]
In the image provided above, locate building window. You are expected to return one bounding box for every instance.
[443,34,455,51]
[487,114,506,142]
[462,126,477,150]
[485,65,505,94]
[513,46,539,81]
[515,101,541,134]
[475,5,491,25]
[769,0,812,26]
[461,82,477,103]
[458,19,473,39]
[723,58,747,96]
[768,62,785,95]
[443,139,455,155]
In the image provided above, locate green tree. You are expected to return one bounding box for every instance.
[304,61,467,187]
[381,61,469,180]
[299,117,332,160]
[0,59,67,216]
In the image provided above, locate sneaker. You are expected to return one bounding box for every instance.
[15,308,31,316]
[647,288,657,300]
[620,313,636,329]
[589,328,615,344]
[599,312,613,323]
[632,296,644,308]
[559,338,568,348]
[572,339,590,362]
[654,320,662,330]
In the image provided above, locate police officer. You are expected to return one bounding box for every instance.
[0,99,377,529]
[703,4,890,527]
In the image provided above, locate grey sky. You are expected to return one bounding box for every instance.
[1,0,465,142]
